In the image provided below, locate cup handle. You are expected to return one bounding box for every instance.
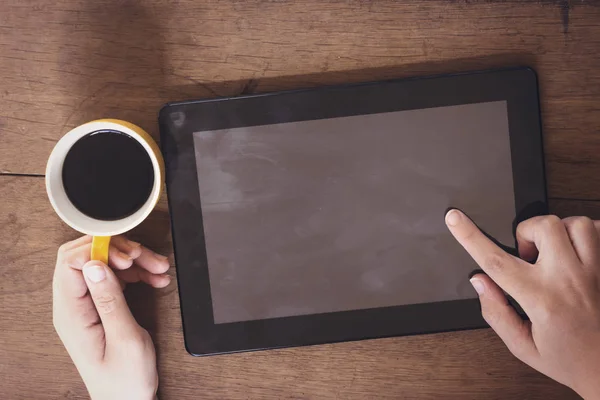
[91,236,111,265]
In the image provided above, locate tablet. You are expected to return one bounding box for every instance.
[159,67,547,356]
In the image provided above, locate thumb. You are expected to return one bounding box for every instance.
[82,261,140,341]
[470,273,540,367]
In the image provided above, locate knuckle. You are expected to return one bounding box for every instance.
[540,215,562,231]
[62,250,86,267]
[516,219,530,236]
[481,306,500,327]
[483,252,508,273]
[57,243,70,257]
[123,329,153,354]
[459,224,480,244]
[94,294,118,315]
[461,227,476,241]
[515,220,525,233]
[128,327,149,342]
[568,216,593,231]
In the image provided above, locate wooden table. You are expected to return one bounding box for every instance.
[2,1,599,398]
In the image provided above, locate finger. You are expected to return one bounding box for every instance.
[61,242,94,270]
[137,269,171,288]
[52,239,137,351]
[115,267,141,284]
[53,262,99,333]
[470,274,539,367]
[63,242,137,272]
[53,244,103,359]
[82,261,141,341]
[562,217,600,265]
[445,209,530,298]
[516,215,579,266]
[108,246,134,270]
[515,224,539,263]
[55,242,92,298]
[133,247,170,274]
[60,235,92,251]
[116,266,172,288]
[110,236,143,259]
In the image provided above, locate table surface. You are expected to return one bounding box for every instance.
[2,0,600,398]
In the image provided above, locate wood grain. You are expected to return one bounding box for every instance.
[1,0,600,200]
[0,177,591,400]
[2,0,600,398]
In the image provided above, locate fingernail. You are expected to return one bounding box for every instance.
[154,253,169,262]
[470,278,485,296]
[128,240,141,248]
[120,251,133,261]
[445,209,461,226]
[83,264,107,283]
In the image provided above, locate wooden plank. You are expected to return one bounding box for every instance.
[551,198,600,220]
[1,1,600,200]
[0,176,591,399]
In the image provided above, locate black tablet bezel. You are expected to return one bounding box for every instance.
[159,67,546,356]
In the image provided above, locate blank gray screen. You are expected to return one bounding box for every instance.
[193,101,515,324]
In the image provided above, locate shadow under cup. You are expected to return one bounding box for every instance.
[46,119,164,261]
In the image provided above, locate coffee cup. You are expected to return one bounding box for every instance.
[46,119,164,264]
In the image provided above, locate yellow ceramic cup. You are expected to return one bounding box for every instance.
[46,119,165,264]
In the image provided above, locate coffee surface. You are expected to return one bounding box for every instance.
[62,130,154,221]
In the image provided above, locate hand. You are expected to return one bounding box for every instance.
[446,210,600,399]
[52,235,171,400]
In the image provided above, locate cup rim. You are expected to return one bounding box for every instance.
[46,119,162,236]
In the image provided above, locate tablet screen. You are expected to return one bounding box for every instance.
[193,100,515,324]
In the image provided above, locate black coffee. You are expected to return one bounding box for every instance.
[62,130,155,221]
